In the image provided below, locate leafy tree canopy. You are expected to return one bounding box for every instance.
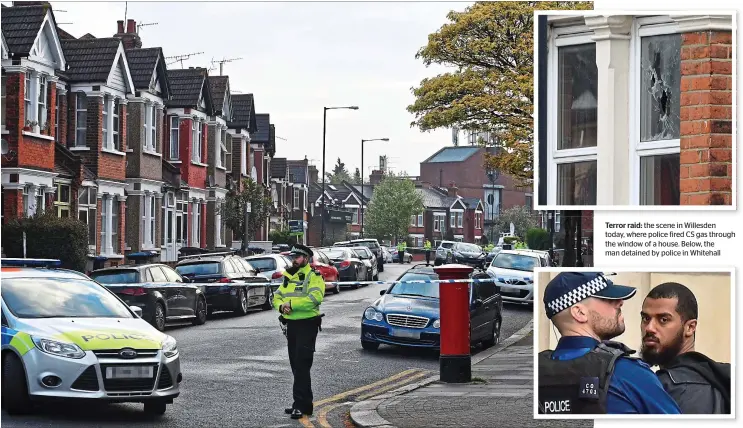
[408,1,593,185]
[365,173,424,242]
[326,157,352,184]
[221,178,274,251]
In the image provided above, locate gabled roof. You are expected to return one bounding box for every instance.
[166,67,212,112]
[229,94,257,132]
[271,157,287,179]
[449,198,467,210]
[126,47,169,98]
[60,37,132,90]
[286,160,307,185]
[422,146,480,164]
[461,197,484,210]
[251,113,271,143]
[207,76,229,116]
[416,186,451,209]
[56,26,75,40]
[1,32,8,60]
[1,4,47,55]
[348,183,374,201]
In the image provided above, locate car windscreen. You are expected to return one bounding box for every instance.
[353,249,370,259]
[324,248,350,260]
[491,253,538,272]
[176,262,221,276]
[247,258,276,271]
[457,243,481,253]
[388,273,440,298]
[90,270,138,284]
[1,278,134,319]
[440,242,454,249]
[355,241,379,250]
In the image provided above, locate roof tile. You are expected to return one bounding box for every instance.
[1,5,46,56]
[60,37,121,83]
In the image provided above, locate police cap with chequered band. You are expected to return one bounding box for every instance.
[289,243,314,258]
[543,272,637,319]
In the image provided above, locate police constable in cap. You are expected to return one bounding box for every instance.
[538,272,681,414]
[273,244,326,420]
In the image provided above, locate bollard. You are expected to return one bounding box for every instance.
[434,263,473,383]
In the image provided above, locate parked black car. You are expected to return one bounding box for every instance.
[175,253,271,316]
[90,263,207,331]
[334,238,385,272]
[319,247,366,288]
[450,242,488,268]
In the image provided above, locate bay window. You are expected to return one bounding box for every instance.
[102,96,121,151]
[457,212,463,228]
[475,212,482,230]
[24,73,32,124]
[141,193,156,248]
[191,202,201,246]
[176,192,188,245]
[219,128,228,169]
[103,96,108,144]
[75,93,87,147]
[410,215,416,227]
[113,99,120,150]
[54,183,71,217]
[169,116,180,160]
[100,195,119,255]
[417,213,423,227]
[548,27,598,205]
[1,73,6,130]
[144,103,158,153]
[77,187,97,251]
[37,75,47,128]
[215,201,223,247]
[352,209,358,225]
[293,188,300,210]
[192,120,202,162]
[633,19,682,205]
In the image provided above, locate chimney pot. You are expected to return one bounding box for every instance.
[126,19,135,34]
[117,20,124,34]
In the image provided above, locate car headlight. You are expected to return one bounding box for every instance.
[364,307,384,321]
[32,337,86,359]
[162,335,178,358]
[433,319,440,329]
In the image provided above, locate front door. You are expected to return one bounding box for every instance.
[161,192,179,262]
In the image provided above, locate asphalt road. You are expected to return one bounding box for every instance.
[1,263,533,428]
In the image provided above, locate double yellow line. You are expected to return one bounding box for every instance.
[299,368,431,428]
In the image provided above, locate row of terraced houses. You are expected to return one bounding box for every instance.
[1,3,278,269]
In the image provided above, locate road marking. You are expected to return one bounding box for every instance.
[299,415,315,427]
[354,370,430,401]
[312,368,422,407]
[315,401,353,428]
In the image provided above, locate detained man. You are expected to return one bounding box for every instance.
[641,282,731,414]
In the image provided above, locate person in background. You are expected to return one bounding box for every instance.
[641,282,731,414]
[538,272,681,415]
[424,239,432,265]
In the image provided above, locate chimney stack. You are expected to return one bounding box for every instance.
[114,18,142,49]
[447,182,459,197]
[369,170,385,186]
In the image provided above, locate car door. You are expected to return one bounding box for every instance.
[238,258,266,306]
[148,266,179,317]
[319,252,338,281]
[476,280,499,332]
[469,282,489,342]
[162,265,196,317]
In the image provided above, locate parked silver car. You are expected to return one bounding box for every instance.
[245,254,292,292]
[351,246,379,281]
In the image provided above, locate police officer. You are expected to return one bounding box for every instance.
[396,240,405,264]
[537,272,681,415]
[424,239,432,265]
[273,244,326,420]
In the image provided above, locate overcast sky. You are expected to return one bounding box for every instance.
[43,0,472,178]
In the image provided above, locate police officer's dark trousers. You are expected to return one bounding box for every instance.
[425,250,430,264]
[286,317,320,414]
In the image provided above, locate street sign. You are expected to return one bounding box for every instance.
[288,220,303,236]
[246,202,252,213]
[328,209,352,224]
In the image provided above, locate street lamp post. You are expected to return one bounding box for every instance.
[361,138,390,238]
[486,168,498,245]
[321,106,359,246]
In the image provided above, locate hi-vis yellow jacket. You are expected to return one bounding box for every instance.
[273,264,325,320]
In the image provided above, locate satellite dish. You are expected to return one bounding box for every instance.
[1,139,7,155]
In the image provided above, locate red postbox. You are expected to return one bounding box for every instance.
[435,263,473,383]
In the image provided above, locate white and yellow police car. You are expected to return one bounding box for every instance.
[1,259,181,415]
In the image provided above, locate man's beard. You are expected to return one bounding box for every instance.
[590,307,625,341]
[641,327,685,367]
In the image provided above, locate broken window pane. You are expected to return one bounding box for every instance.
[557,44,598,150]
[640,34,681,142]
[557,161,597,205]
[640,154,680,205]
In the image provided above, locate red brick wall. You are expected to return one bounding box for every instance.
[45,82,56,138]
[178,119,206,188]
[57,89,68,144]
[3,189,23,220]
[254,148,263,184]
[201,123,208,166]
[96,198,103,255]
[679,30,733,205]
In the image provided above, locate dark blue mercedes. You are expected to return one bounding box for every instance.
[360,265,503,351]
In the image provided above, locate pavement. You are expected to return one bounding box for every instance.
[1,262,534,428]
[350,323,594,428]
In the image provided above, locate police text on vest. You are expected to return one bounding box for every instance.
[543,400,571,413]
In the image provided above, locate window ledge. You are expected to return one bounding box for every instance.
[191,161,208,167]
[1,129,9,135]
[126,149,134,153]
[70,146,90,151]
[169,160,182,164]
[102,148,126,157]
[22,131,55,141]
[143,150,162,158]
[216,166,227,171]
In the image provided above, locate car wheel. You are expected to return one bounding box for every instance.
[192,297,207,325]
[483,317,501,348]
[333,284,340,294]
[1,353,33,415]
[361,341,379,351]
[235,288,249,315]
[152,303,166,331]
[262,290,273,310]
[143,400,168,415]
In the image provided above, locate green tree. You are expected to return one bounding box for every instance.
[365,173,424,243]
[491,205,538,241]
[325,157,352,184]
[269,228,293,246]
[221,178,273,252]
[353,168,362,184]
[407,1,593,185]
[526,227,550,250]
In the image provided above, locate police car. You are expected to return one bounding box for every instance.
[1,259,181,415]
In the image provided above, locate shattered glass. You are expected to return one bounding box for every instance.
[640,34,682,142]
[557,44,598,150]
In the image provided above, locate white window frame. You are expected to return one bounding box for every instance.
[352,209,359,225]
[169,115,179,160]
[241,140,247,176]
[75,92,87,147]
[54,182,71,217]
[191,201,201,247]
[113,99,120,151]
[547,26,598,206]
[1,73,6,131]
[215,201,223,247]
[450,213,456,228]
[142,193,156,248]
[293,188,300,210]
[475,212,482,230]
[54,88,60,140]
[417,213,423,227]
[144,102,158,153]
[78,187,97,252]
[433,212,446,232]
[192,120,201,162]
[102,95,109,147]
[410,215,417,227]
[457,212,463,228]
[37,74,47,127]
[629,17,682,205]
[24,72,32,124]
[101,195,119,255]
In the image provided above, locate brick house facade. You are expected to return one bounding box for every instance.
[226,94,258,248]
